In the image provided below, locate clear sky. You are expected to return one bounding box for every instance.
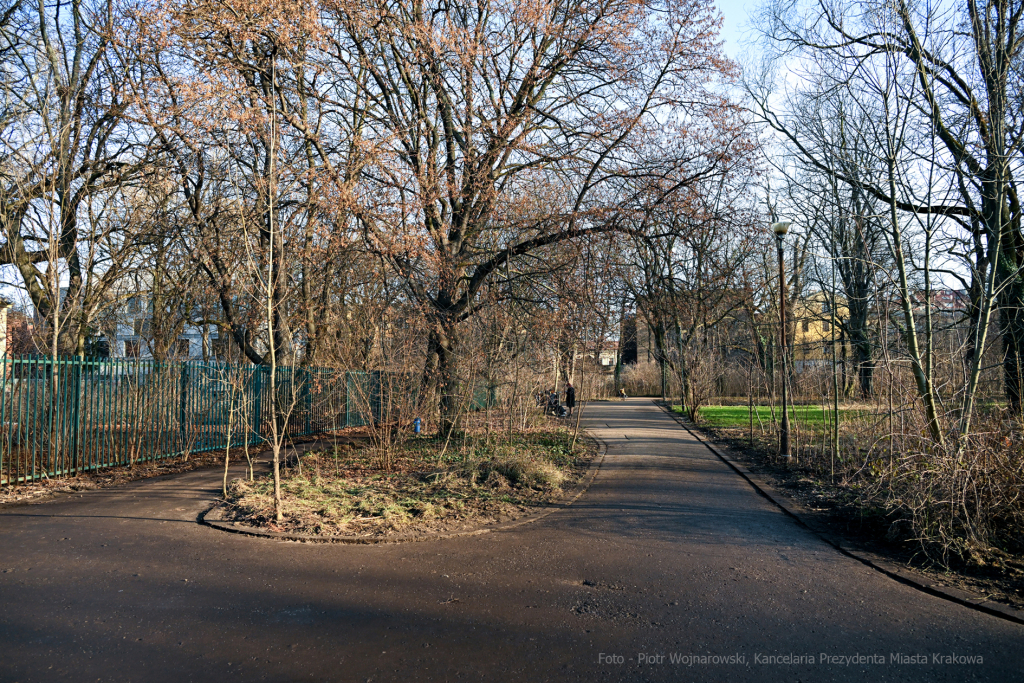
[715,0,759,60]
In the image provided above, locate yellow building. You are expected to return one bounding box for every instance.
[791,292,848,371]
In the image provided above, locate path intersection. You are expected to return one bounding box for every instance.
[0,400,1018,682]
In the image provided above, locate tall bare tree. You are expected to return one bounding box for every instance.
[751,0,1024,426]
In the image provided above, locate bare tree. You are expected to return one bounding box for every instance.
[624,170,761,420]
[0,0,153,355]
[750,0,1024,429]
[307,0,746,428]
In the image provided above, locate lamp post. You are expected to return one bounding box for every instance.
[772,221,792,460]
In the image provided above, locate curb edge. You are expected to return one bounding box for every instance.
[653,400,1024,628]
[198,436,608,545]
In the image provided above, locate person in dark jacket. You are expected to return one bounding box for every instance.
[565,383,576,417]
[546,389,560,416]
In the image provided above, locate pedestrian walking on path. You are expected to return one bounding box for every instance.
[565,383,576,417]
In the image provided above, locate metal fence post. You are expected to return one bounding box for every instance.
[0,355,387,484]
[69,356,82,474]
[251,366,264,442]
[303,367,311,436]
[344,371,351,428]
[179,363,189,452]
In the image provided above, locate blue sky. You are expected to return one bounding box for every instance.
[715,0,758,59]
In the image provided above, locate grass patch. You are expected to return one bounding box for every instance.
[225,428,595,537]
[672,404,869,430]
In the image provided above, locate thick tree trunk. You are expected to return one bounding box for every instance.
[839,327,849,397]
[652,321,669,400]
[986,159,1023,414]
[420,332,440,414]
[852,331,874,399]
[270,225,295,367]
[999,296,1024,414]
[421,314,461,435]
[963,229,987,379]
[436,327,459,435]
[680,363,692,419]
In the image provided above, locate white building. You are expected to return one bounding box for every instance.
[104,291,218,361]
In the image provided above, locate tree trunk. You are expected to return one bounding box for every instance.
[852,332,874,399]
[1000,295,1024,414]
[420,332,440,417]
[430,321,460,435]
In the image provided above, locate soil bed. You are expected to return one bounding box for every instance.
[224,427,596,538]
[665,404,1024,610]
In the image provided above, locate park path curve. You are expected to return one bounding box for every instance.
[0,399,1020,682]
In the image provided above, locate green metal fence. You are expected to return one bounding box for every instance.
[0,354,394,485]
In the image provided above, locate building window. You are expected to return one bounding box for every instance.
[802,320,810,332]
[123,340,141,358]
[128,296,141,314]
[174,339,190,358]
[823,321,831,332]
[212,336,228,360]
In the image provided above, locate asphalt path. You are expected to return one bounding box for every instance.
[0,399,1020,682]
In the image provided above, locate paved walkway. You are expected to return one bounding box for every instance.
[0,400,1019,682]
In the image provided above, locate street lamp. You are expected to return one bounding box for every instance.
[772,221,792,460]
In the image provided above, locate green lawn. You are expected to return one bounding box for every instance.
[672,404,864,429]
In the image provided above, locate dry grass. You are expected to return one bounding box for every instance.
[0,429,370,507]
[225,428,595,537]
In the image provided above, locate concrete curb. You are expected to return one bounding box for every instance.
[199,437,608,545]
[653,400,1024,628]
